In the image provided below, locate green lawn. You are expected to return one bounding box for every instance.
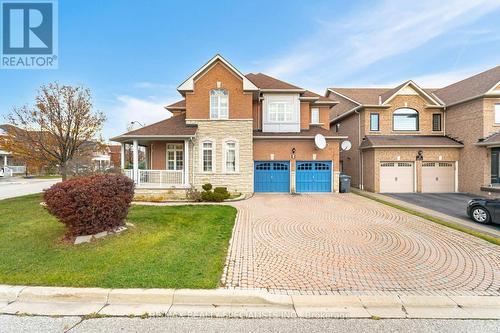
[0,194,237,288]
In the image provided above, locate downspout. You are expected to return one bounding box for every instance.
[355,109,363,190]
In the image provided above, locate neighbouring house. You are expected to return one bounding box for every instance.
[328,65,500,195]
[108,144,121,168]
[111,54,344,195]
[69,141,117,174]
[434,66,500,196]
[0,125,27,176]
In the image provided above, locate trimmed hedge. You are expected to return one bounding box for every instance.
[214,187,230,200]
[43,174,135,237]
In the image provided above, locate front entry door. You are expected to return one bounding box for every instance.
[491,148,500,184]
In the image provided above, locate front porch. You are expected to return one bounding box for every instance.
[119,138,191,189]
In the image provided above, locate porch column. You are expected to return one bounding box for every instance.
[120,143,125,169]
[132,140,139,182]
[3,155,7,167]
[184,139,189,187]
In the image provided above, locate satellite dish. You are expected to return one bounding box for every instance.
[341,140,352,151]
[314,134,327,150]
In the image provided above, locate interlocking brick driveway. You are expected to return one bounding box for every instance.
[221,194,500,295]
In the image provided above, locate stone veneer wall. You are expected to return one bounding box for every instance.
[187,120,253,194]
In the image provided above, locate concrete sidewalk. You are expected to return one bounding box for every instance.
[1,285,499,319]
[352,189,500,239]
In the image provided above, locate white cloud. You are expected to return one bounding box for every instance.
[133,81,175,90]
[103,95,176,139]
[264,0,500,87]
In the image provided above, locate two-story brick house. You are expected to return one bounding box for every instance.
[111,55,343,195]
[328,81,463,193]
[435,66,500,196]
[329,66,500,195]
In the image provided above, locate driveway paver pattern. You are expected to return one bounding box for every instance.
[222,194,500,295]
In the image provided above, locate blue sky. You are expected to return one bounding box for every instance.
[1,0,499,139]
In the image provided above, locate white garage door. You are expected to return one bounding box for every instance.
[422,162,455,193]
[380,162,414,193]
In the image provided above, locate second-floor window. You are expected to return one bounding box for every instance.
[311,108,320,124]
[210,89,228,119]
[393,108,419,131]
[269,102,293,122]
[495,104,500,124]
[370,113,380,131]
[432,114,442,131]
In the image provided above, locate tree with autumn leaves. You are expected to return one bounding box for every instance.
[1,83,106,180]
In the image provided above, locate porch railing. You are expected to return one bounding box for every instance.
[8,165,26,174]
[123,169,184,188]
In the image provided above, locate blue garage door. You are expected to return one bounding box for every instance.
[254,161,290,192]
[296,161,332,192]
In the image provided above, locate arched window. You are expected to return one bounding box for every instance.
[200,139,215,172]
[393,108,419,131]
[210,89,228,119]
[223,139,239,173]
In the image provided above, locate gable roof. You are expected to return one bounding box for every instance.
[177,54,258,93]
[328,88,389,105]
[379,80,442,105]
[165,99,186,111]
[434,66,500,105]
[110,113,197,142]
[245,73,303,91]
[246,73,336,104]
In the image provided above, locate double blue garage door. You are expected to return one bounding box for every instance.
[254,161,332,193]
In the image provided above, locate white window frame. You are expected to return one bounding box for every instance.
[495,104,500,124]
[199,138,215,173]
[262,93,300,132]
[210,89,229,120]
[166,143,184,171]
[223,139,239,173]
[310,108,320,124]
[393,108,419,131]
[269,101,293,123]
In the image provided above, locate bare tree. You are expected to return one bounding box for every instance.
[2,82,106,180]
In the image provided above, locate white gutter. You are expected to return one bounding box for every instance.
[359,144,464,150]
[253,135,348,140]
[110,134,196,142]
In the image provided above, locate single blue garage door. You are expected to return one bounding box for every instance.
[254,161,290,192]
[296,161,332,192]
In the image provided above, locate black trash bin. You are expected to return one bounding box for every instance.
[339,174,351,193]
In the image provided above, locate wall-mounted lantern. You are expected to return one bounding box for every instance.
[416,150,423,161]
[291,147,296,159]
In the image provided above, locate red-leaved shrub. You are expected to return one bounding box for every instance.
[44,174,135,237]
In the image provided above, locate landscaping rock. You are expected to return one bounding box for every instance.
[113,226,127,234]
[94,231,108,239]
[74,235,92,245]
[126,222,135,228]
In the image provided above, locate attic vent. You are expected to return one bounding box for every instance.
[378,96,382,105]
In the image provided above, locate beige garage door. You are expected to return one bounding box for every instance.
[380,162,414,193]
[422,162,455,193]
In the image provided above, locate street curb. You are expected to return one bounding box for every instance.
[1,285,499,319]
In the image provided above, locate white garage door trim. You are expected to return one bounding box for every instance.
[421,161,456,193]
[380,162,415,193]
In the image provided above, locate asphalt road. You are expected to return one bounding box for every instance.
[0,178,61,200]
[0,316,499,333]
